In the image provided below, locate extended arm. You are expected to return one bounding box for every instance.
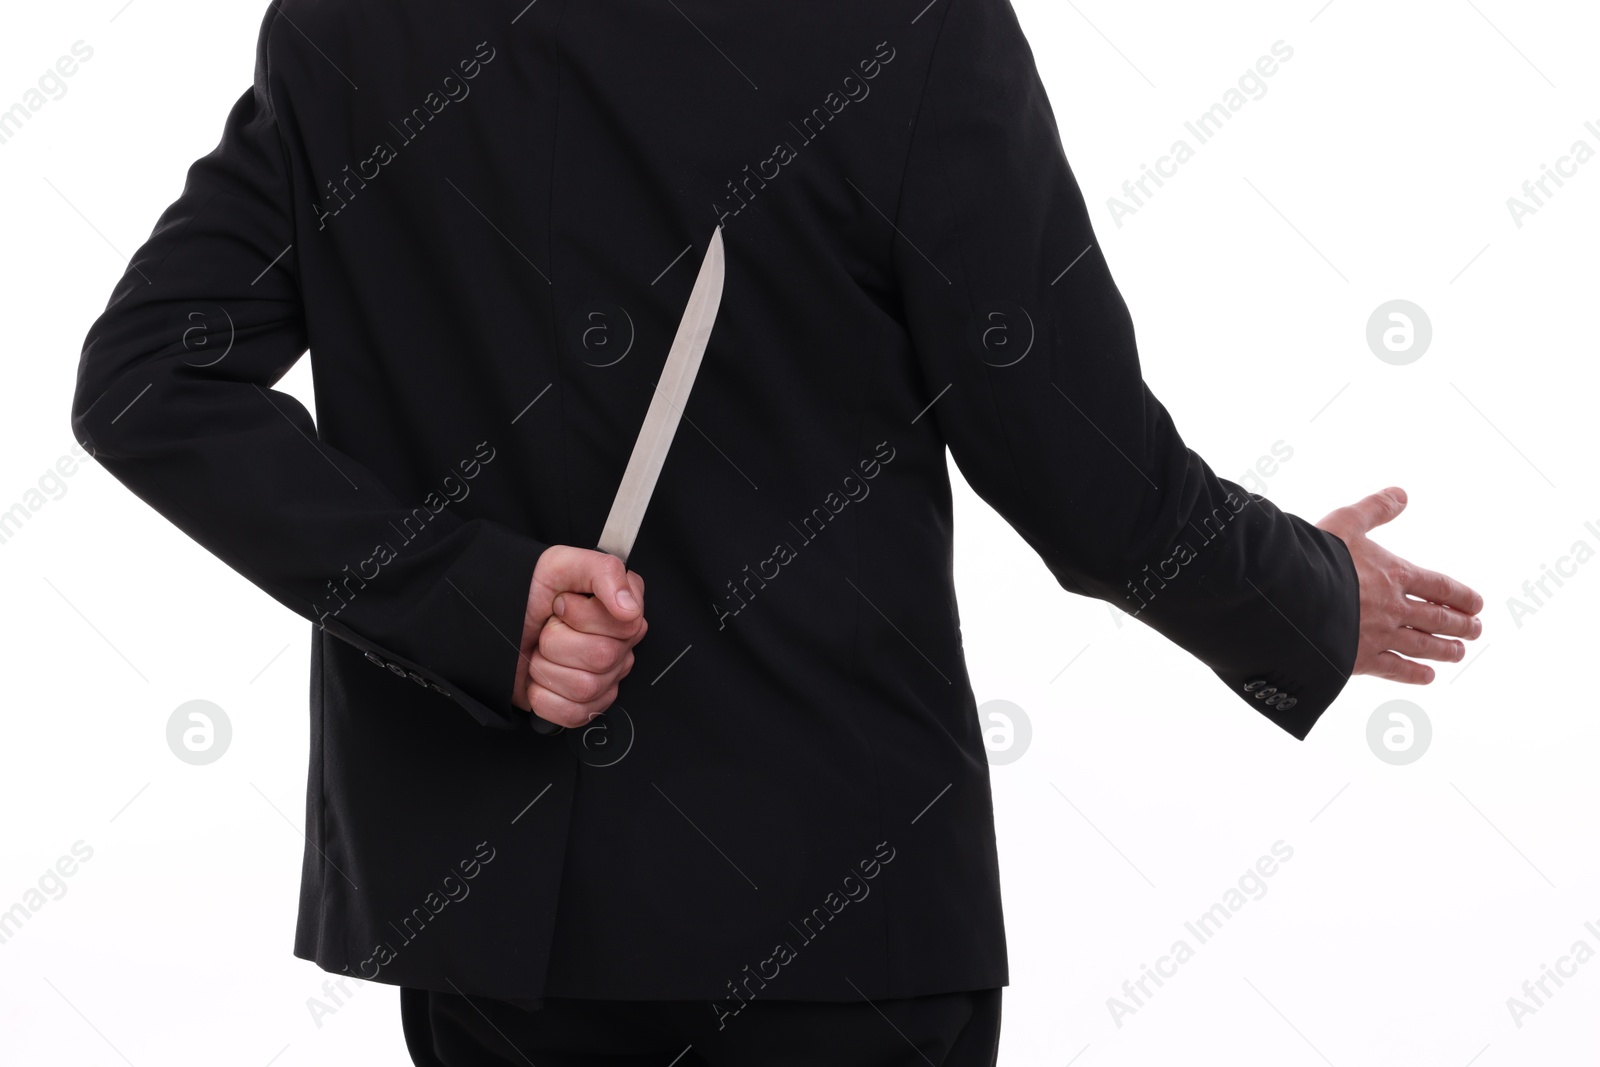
[891,0,1479,737]
[70,7,548,730]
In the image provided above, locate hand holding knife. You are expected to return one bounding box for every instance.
[519,226,726,734]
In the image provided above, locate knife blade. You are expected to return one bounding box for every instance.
[528,226,724,736]
[595,224,726,564]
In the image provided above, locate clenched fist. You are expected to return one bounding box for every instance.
[513,545,648,728]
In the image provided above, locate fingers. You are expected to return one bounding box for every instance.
[533,545,644,623]
[1364,650,1436,685]
[1325,488,1488,692]
[524,645,635,728]
[1388,626,1466,664]
[593,563,642,620]
[554,588,649,640]
[526,677,622,729]
[527,646,635,703]
[1339,487,1408,536]
[523,606,644,728]
[520,545,647,726]
[1352,573,1480,684]
[537,615,645,672]
[1403,566,1484,616]
[1398,595,1483,640]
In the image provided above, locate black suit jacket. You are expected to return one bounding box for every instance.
[70,0,1359,1003]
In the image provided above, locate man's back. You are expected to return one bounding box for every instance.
[70,0,1360,1003]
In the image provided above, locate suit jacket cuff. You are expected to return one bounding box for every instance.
[319,521,550,732]
[1211,521,1361,740]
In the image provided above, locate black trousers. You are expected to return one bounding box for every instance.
[401,986,1002,1067]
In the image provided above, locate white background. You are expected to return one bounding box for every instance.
[2,1,1595,1064]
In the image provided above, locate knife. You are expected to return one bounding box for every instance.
[595,225,726,564]
[529,225,726,734]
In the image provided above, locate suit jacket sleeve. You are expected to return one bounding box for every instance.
[891,0,1360,739]
[68,7,548,731]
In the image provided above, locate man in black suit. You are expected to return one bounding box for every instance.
[71,0,1481,1063]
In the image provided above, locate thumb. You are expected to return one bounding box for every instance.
[535,546,642,621]
[1346,487,1408,535]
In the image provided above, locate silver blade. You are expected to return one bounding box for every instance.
[595,225,726,563]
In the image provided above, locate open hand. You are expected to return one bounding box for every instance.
[513,546,648,727]
[1316,488,1483,684]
